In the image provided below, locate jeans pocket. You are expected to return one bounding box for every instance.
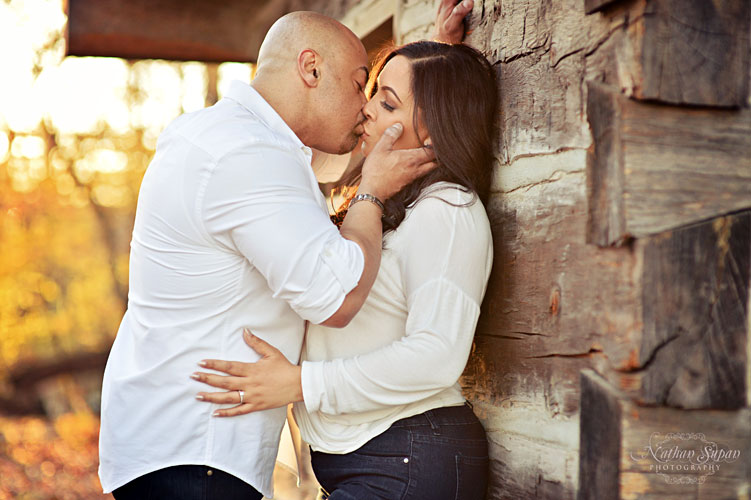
[312,449,410,500]
[454,453,488,500]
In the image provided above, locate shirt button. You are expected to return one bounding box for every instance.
[403,458,409,464]
[207,469,213,476]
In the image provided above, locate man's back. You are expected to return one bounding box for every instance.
[99,82,360,497]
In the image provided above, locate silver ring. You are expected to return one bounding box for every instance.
[237,390,244,404]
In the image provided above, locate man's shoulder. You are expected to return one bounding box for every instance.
[163,100,301,161]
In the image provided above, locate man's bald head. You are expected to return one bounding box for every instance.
[256,11,365,73]
[252,12,370,155]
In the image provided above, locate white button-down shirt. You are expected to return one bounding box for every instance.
[98,81,364,497]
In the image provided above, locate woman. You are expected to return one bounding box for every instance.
[195,40,497,499]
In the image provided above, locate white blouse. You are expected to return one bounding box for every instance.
[294,183,493,454]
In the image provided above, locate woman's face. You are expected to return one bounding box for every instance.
[360,55,429,156]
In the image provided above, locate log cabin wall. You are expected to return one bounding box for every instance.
[389,0,750,498]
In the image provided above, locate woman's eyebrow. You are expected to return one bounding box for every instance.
[381,86,402,104]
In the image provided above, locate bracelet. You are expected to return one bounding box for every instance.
[348,193,385,213]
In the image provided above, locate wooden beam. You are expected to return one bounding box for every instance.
[586,82,751,247]
[577,370,622,500]
[66,0,394,63]
[66,0,285,62]
[637,0,750,108]
[585,0,750,107]
[578,370,751,500]
[636,211,750,409]
[584,0,622,14]
[339,0,395,39]
[589,211,751,411]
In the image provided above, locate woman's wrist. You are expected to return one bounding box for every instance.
[349,193,385,213]
[356,181,387,202]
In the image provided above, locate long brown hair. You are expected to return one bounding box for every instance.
[334,41,498,234]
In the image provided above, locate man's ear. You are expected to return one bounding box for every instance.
[298,49,320,87]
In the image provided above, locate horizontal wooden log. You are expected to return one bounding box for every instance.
[66,0,286,62]
[584,0,750,107]
[65,0,372,63]
[578,370,751,500]
[465,392,581,500]
[635,211,750,409]
[467,164,634,499]
[479,163,640,371]
[584,0,623,14]
[586,82,751,246]
[468,174,750,497]
[636,0,750,107]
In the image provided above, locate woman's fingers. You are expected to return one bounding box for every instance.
[195,390,277,417]
[192,330,300,415]
[196,390,238,405]
[197,358,250,376]
[212,404,254,418]
[194,391,256,417]
[242,329,282,358]
[191,371,245,389]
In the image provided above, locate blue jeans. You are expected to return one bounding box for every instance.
[311,403,489,500]
[111,465,263,500]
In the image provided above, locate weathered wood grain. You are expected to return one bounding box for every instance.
[66,0,285,62]
[585,0,623,14]
[584,0,751,107]
[577,370,622,500]
[466,159,636,500]
[637,212,750,409]
[586,82,751,246]
[481,160,640,368]
[466,153,750,498]
[578,371,751,500]
[582,212,751,410]
[465,382,581,500]
[636,0,750,107]
[66,0,374,63]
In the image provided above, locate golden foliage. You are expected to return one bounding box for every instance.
[0,412,110,499]
[0,174,131,372]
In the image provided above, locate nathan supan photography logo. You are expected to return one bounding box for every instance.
[629,432,742,484]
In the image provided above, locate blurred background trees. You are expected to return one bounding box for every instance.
[0,0,251,496]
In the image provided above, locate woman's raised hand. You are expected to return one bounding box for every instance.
[192,329,303,417]
[433,0,474,44]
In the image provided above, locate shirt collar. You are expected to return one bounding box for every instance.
[224,80,310,154]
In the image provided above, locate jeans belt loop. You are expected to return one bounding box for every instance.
[424,410,441,435]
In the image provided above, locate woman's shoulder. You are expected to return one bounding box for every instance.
[397,182,489,234]
[413,181,478,206]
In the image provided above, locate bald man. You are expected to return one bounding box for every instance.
[98,11,439,500]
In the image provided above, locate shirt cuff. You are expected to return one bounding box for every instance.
[288,237,364,324]
[301,360,326,413]
[321,237,364,293]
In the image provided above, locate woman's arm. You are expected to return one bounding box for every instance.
[193,193,493,416]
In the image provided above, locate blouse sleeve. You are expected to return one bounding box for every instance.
[301,189,493,414]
